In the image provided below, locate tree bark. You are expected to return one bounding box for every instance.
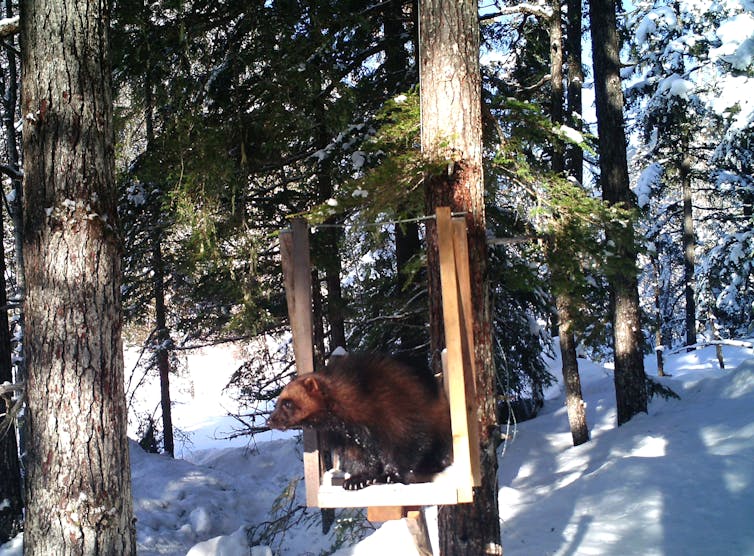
[145,63,175,457]
[556,295,589,445]
[565,0,583,186]
[589,0,648,425]
[21,0,136,553]
[420,1,502,554]
[549,0,588,446]
[680,154,696,349]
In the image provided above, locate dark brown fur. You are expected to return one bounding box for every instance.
[268,353,452,489]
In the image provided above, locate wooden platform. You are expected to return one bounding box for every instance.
[279,207,480,509]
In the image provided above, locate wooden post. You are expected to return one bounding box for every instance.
[451,216,482,487]
[436,207,474,502]
[280,219,320,506]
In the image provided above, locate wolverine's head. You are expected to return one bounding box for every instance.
[267,375,327,431]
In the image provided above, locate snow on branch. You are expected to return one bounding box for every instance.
[0,15,19,39]
[666,339,754,356]
[480,3,554,21]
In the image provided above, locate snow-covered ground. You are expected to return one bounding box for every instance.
[2,340,754,555]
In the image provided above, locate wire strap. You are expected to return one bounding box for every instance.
[310,212,467,230]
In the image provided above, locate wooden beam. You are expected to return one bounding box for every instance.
[280,221,320,506]
[436,207,474,502]
[451,217,482,487]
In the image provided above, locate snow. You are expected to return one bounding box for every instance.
[710,13,754,70]
[657,73,695,100]
[2,341,754,555]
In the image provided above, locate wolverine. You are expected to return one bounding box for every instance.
[268,353,452,490]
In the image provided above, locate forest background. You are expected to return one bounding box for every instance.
[0,0,752,552]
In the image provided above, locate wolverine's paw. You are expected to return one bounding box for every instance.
[343,474,378,490]
[381,471,406,485]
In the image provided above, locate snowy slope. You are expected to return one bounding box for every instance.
[2,341,753,555]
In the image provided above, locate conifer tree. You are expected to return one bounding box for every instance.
[21,0,136,552]
[420,0,502,553]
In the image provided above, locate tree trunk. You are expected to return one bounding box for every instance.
[565,0,583,186]
[153,238,174,456]
[589,0,648,425]
[2,0,26,463]
[145,66,174,457]
[681,154,696,350]
[0,216,23,542]
[0,0,24,541]
[556,295,589,445]
[21,0,136,553]
[420,1,502,554]
[549,0,588,446]
[652,256,666,377]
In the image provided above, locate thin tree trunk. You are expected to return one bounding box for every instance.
[420,1,502,554]
[0,214,23,542]
[550,0,588,446]
[556,295,589,445]
[681,154,696,350]
[0,0,24,540]
[145,63,174,457]
[565,0,583,186]
[153,238,174,456]
[589,0,648,425]
[21,0,136,552]
[3,0,26,463]
[651,255,666,376]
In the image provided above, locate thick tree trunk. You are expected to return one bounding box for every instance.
[680,155,696,349]
[589,0,648,425]
[420,1,502,554]
[21,0,136,553]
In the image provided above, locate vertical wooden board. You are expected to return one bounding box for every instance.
[451,218,477,388]
[281,221,320,506]
[436,207,474,502]
[451,218,482,487]
[367,506,405,522]
[290,219,315,376]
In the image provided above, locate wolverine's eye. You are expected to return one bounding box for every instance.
[282,399,295,411]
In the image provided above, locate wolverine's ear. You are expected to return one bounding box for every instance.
[302,375,321,394]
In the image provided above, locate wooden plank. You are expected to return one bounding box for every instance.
[436,207,474,503]
[367,506,404,522]
[451,217,482,488]
[317,463,465,508]
[281,220,320,507]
